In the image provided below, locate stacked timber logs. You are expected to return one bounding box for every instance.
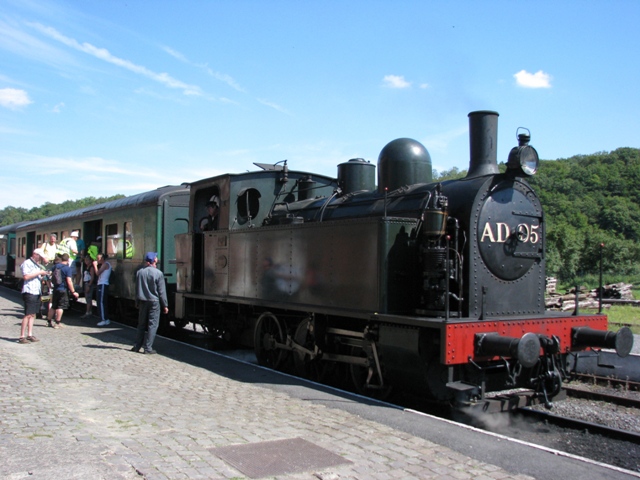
[545,278,636,311]
[546,277,557,294]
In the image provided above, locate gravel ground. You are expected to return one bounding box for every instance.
[477,337,640,473]
[492,354,640,473]
[534,394,640,430]
[503,394,640,473]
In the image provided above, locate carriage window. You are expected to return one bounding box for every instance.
[106,224,120,258]
[20,237,26,257]
[37,234,42,247]
[124,222,134,259]
[237,188,261,220]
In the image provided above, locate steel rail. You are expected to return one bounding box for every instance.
[517,406,640,444]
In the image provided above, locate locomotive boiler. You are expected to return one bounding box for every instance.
[174,110,633,407]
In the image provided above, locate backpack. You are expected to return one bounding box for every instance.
[51,265,64,288]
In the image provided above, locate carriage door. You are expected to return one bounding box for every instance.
[26,231,36,258]
[192,185,221,294]
[83,220,102,253]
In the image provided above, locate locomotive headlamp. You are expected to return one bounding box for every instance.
[507,128,539,176]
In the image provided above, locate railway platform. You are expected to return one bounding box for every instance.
[1,289,638,480]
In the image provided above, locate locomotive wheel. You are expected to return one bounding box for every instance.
[254,312,287,369]
[293,318,328,382]
[349,346,392,400]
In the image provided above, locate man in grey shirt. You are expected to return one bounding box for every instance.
[132,252,168,354]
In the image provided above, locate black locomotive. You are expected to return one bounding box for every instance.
[174,110,633,407]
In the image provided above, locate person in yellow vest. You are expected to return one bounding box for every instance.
[125,234,134,259]
[58,231,79,262]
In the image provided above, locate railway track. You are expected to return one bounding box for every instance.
[493,382,640,473]
[572,371,640,392]
[564,383,640,408]
[518,403,640,444]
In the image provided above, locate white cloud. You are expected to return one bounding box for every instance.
[514,70,552,88]
[51,102,65,113]
[0,87,32,109]
[163,46,245,92]
[383,75,411,89]
[0,17,74,67]
[27,22,203,96]
[258,98,292,116]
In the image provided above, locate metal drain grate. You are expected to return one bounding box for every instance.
[210,437,351,478]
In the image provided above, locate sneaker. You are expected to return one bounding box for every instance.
[17,337,29,344]
[26,336,40,343]
[97,320,111,327]
[80,313,91,319]
[144,349,157,355]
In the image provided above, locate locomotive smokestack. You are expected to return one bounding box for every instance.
[466,110,500,178]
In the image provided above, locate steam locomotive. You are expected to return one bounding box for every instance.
[4,110,632,408]
[174,110,633,407]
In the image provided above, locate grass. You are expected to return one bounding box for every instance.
[606,304,640,334]
[554,282,640,334]
[603,286,640,334]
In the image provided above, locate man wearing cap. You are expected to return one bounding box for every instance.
[18,249,49,343]
[199,195,220,232]
[132,252,169,354]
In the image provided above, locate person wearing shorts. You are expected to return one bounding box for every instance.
[18,248,49,344]
[46,253,79,328]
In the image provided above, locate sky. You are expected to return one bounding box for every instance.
[1,0,639,210]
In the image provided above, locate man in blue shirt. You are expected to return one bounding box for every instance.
[46,253,79,328]
[132,252,168,354]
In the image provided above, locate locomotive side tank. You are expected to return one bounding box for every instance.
[174,110,633,407]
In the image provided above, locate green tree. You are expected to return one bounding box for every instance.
[531,147,640,283]
[0,195,126,227]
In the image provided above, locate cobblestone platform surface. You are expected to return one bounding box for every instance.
[1,290,636,480]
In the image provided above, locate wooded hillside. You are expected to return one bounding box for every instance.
[530,147,640,283]
[0,195,125,227]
